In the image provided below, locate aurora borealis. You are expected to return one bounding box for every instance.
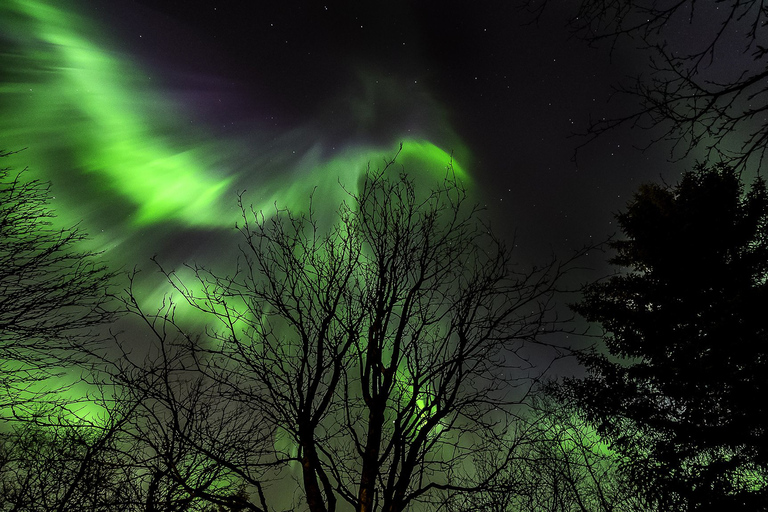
[0,0,474,426]
[0,0,660,405]
[1,0,484,266]
[0,0,701,387]
[2,0,232,225]
[0,0,664,276]
[0,0,713,400]
[5,1,768,510]
[0,0,483,317]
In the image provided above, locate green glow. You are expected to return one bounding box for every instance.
[0,0,474,433]
[392,364,443,436]
[398,139,471,184]
[238,140,469,220]
[0,0,472,315]
[0,0,471,234]
[2,363,112,425]
[2,0,234,227]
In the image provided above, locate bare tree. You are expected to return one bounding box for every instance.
[496,397,652,512]
[0,149,259,511]
[0,355,272,512]
[527,0,768,169]
[0,149,116,418]
[445,399,655,512]
[111,289,274,512]
[126,156,582,512]
[0,399,145,512]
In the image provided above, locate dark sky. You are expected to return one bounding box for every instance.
[0,0,695,305]
[113,0,667,252]
[124,0,675,257]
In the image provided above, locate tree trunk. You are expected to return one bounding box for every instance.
[358,402,385,512]
[301,440,328,512]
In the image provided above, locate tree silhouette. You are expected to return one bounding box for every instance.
[0,411,143,511]
[443,395,653,512]
[528,0,768,168]
[0,403,258,512]
[561,164,768,510]
[0,149,116,418]
[109,306,273,512]
[124,158,581,512]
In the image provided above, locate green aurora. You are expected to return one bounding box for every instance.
[0,0,470,289]
[0,0,472,422]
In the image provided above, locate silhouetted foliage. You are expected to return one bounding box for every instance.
[0,408,258,512]
[0,149,115,417]
[109,314,272,512]
[124,157,582,512]
[561,164,768,510]
[447,395,653,512]
[0,412,140,511]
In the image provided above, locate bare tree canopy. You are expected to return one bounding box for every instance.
[528,0,768,168]
[122,158,582,512]
[0,149,116,418]
[447,396,653,512]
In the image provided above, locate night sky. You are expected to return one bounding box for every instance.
[4,4,768,509]
[1,0,701,312]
